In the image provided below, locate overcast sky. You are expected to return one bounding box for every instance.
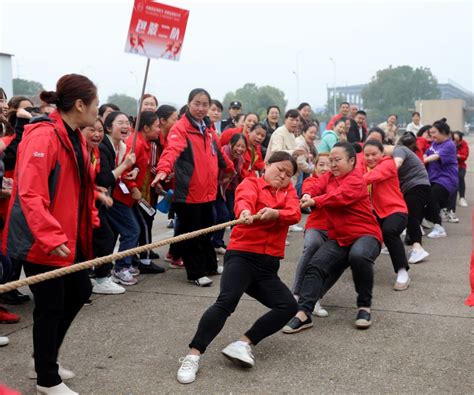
[1,0,472,110]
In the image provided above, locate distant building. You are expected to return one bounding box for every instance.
[0,52,14,99]
[327,80,474,126]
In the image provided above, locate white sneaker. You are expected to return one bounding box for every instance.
[312,300,329,317]
[0,336,9,346]
[289,224,304,232]
[285,239,290,246]
[177,355,200,384]
[112,268,137,286]
[380,246,389,255]
[29,359,75,380]
[458,198,468,207]
[36,382,78,395]
[215,247,226,255]
[440,208,448,221]
[421,219,434,229]
[190,276,212,287]
[420,226,425,236]
[427,224,447,238]
[217,264,224,274]
[401,228,407,237]
[92,277,126,295]
[221,341,255,368]
[447,210,459,223]
[408,248,430,264]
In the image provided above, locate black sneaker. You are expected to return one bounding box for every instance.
[138,262,166,274]
[355,309,372,329]
[282,316,313,334]
[0,290,30,305]
[149,251,160,260]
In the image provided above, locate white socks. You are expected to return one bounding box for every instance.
[396,268,409,283]
[233,340,250,347]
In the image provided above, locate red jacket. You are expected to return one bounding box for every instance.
[241,144,265,178]
[302,175,328,230]
[220,127,243,146]
[360,157,408,219]
[326,113,344,131]
[3,111,97,266]
[157,114,232,204]
[228,177,301,258]
[305,169,382,246]
[416,137,431,161]
[456,139,469,169]
[0,135,16,237]
[113,132,151,207]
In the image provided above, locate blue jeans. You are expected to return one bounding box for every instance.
[106,201,140,271]
[292,229,328,295]
[211,190,235,248]
[295,172,310,197]
[298,236,381,314]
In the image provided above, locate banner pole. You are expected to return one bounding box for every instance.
[131,57,151,152]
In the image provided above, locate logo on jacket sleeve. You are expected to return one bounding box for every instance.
[33,152,45,158]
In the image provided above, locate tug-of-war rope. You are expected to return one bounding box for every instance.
[0,214,261,293]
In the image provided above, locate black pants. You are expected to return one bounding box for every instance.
[92,207,115,278]
[189,251,297,353]
[458,168,466,198]
[403,185,430,245]
[173,202,217,280]
[298,236,381,314]
[133,204,155,260]
[425,183,450,225]
[23,261,92,387]
[378,213,409,273]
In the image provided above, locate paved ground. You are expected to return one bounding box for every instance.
[1,138,473,394]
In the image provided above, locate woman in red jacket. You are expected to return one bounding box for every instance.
[152,89,231,287]
[241,123,266,178]
[211,133,247,257]
[219,112,259,146]
[176,151,300,384]
[3,74,98,395]
[361,140,410,290]
[283,142,382,333]
[453,131,469,208]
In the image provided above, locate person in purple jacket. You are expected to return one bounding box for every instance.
[423,119,458,238]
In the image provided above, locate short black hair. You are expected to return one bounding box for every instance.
[412,111,420,117]
[340,101,350,107]
[364,139,384,152]
[367,126,385,141]
[417,124,431,137]
[267,151,298,175]
[285,109,300,119]
[99,103,120,117]
[356,110,367,116]
[267,105,281,115]
[333,142,357,168]
[297,102,311,111]
[210,99,223,112]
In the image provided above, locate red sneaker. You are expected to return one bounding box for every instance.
[168,255,185,269]
[0,306,20,324]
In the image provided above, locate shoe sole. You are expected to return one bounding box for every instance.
[221,350,254,368]
[282,321,313,334]
[111,278,137,286]
[408,252,429,264]
[427,234,447,239]
[92,289,125,295]
[0,320,20,324]
[169,265,185,269]
[355,320,372,329]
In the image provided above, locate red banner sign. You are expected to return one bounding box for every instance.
[125,0,189,61]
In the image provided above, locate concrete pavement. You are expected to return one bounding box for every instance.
[1,138,473,394]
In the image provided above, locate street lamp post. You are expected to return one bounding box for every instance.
[329,57,337,116]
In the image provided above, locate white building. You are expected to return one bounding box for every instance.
[0,52,14,99]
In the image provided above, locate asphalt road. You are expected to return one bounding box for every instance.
[1,137,473,394]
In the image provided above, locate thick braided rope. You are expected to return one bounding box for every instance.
[0,214,261,293]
